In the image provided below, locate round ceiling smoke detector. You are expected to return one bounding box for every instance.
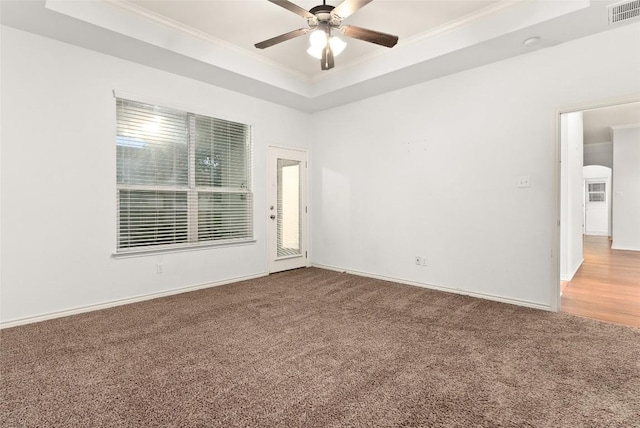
[523,37,541,48]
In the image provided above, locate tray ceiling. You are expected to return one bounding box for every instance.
[1,0,635,112]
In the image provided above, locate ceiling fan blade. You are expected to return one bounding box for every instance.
[268,0,315,19]
[321,45,335,70]
[332,0,372,19]
[255,28,310,49]
[340,25,398,48]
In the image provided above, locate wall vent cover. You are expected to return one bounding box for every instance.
[609,0,640,24]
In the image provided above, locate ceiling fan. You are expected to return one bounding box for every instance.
[255,0,399,70]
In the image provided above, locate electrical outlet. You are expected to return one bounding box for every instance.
[421,257,428,266]
[156,263,163,274]
[415,256,421,265]
[517,175,531,188]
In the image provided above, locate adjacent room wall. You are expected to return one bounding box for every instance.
[0,26,312,324]
[584,142,613,168]
[310,23,640,309]
[560,112,584,281]
[612,125,640,251]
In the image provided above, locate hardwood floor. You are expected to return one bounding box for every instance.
[561,235,640,328]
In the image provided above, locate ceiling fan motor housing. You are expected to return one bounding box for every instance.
[309,4,341,27]
[309,4,334,14]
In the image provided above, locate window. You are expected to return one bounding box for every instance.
[587,182,606,202]
[116,98,252,252]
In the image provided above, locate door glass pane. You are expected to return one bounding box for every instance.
[277,158,302,257]
[588,182,606,202]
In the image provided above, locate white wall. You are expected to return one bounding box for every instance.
[612,125,640,250]
[2,22,640,324]
[583,165,612,237]
[584,142,613,168]
[0,26,312,324]
[0,21,3,315]
[560,112,584,281]
[310,23,640,309]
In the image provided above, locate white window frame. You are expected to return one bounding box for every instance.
[587,182,606,203]
[114,96,254,256]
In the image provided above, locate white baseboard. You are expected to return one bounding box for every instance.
[585,231,609,236]
[560,258,584,281]
[0,272,268,329]
[312,263,551,311]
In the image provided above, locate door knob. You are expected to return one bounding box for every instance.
[270,215,276,220]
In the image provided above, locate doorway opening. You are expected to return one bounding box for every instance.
[558,101,640,327]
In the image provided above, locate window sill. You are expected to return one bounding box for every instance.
[111,239,257,259]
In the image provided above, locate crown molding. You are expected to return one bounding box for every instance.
[108,0,313,83]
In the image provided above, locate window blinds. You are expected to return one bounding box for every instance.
[116,98,252,251]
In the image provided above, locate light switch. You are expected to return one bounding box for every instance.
[517,176,531,188]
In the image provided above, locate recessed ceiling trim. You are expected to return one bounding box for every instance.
[45,0,589,98]
[401,0,519,47]
[16,0,631,113]
[309,0,591,95]
[109,0,313,82]
[44,0,313,96]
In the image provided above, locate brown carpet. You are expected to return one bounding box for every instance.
[1,267,639,427]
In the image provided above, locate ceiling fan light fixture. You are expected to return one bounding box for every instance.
[309,29,328,49]
[330,36,347,55]
[307,35,346,59]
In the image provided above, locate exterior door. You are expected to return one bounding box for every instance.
[268,146,308,273]
[585,179,608,236]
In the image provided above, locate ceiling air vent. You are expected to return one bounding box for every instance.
[609,0,640,24]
